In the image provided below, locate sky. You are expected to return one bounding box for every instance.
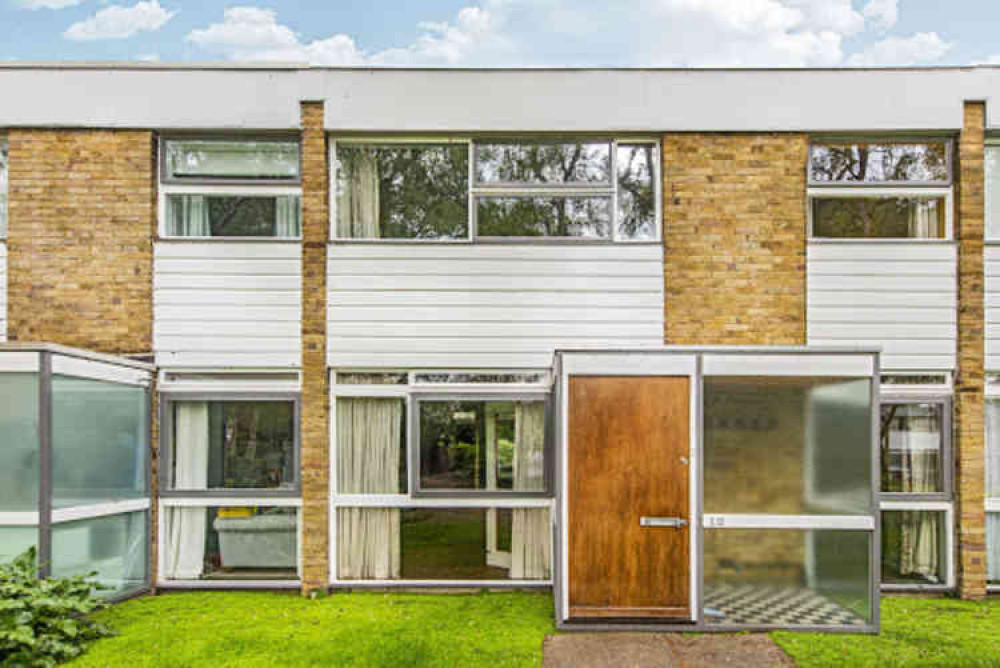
[1,0,999,68]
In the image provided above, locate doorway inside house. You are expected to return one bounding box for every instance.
[567,376,691,620]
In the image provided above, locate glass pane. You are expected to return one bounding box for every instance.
[414,373,547,385]
[809,142,949,183]
[477,196,611,238]
[987,401,1000,498]
[52,375,147,509]
[882,510,947,585]
[475,142,610,184]
[337,507,550,581]
[419,400,547,493]
[616,143,657,240]
[335,145,468,240]
[163,507,297,581]
[51,512,147,596]
[881,403,944,493]
[704,529,871,627]
[811,197,946,239]
[165,194,300,238]
[0,526,36,563]
[0,138,7,237]
[165,140,300,181]
[988,146,1000,239]
[989,512,1000,585]
[335,372,408,385]
[704,377,873,515]
[171,401,296,491]
[0,373,39,511]
[336,397,406,494]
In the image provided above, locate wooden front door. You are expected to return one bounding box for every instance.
[568,376,691,620]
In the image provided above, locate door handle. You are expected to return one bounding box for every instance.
[640,516,687,528]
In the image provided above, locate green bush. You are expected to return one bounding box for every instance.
[0,547,114,667]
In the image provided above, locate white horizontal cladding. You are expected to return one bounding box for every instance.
[0,242,6,342]
[807,242,957,371]
[985,246,1000,370]
[327,244,665,368]
[154,242,302,369]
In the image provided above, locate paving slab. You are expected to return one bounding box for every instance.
[542,632,796,668]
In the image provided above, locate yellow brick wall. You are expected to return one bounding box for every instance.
[6,130,154,354]
[663,133,808,345]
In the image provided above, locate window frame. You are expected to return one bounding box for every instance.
[328,136,662,244]
[807,137,955,242]
[879,500,955,591]
[878,395,953,503]
[158,392,302,500]
[158,135,303,241]
[0,134,7,240]
[986,138,1000,242]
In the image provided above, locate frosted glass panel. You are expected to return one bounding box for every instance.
[704,377,873,515]
[51,512,147,596]
[0,373,40,512]
[0,526,36,563]
[52,375,148,509]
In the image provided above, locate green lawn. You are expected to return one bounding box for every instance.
[68,591,554,668]
[773,597,1000,668]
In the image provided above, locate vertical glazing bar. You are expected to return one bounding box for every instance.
[37,351,52,578]
[870,353,882,632]
[695,352,705,624]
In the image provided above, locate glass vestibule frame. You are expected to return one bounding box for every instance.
[329,369,555,587]
[878,392,954,591]
[328,136,662,244]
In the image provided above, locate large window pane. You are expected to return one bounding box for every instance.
[52,375,147,509]
[165,194,300,238]
[170,401,296,492]
[616,143,656,240]
[163,506,297,581]
[811,197,946,239]
[477,196,611,238]
[335,144,469,240]
[704,529,871,627]
[337,397,406,494]
[51,512,147,596]
[989,512,1000,585]
[704,377,872,515]
[0,373,39,512]
[987,400,1000,498]
[165,140,300,181]
[475,142,610,185]
[418,399,547,493]
[881,510,947,585]
[809,142,949,183]
[0,526,36,563]
[337,507,550,581]
[881,403,944,494]
[987,146,1000,238]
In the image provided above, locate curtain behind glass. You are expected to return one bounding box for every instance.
[167,194,210,237]
[897,510,940,581]
[989,513,1000,583]
[336,149,380,238]
[276,196,301,237]
[987,401,1000,498]
[166,402,209,579]
[511,402,550,579]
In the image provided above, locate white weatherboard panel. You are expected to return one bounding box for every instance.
[0,243,6,342]
[806,242,957,371]
[327,244,665,368]
[985,246,1000,371]
[154,242,301,368]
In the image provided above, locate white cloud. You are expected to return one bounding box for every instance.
[847,32,951,66]
[184,1,951,68]
[64,0,175,42]
[135,53,161,62]
[862,0,898,31]
[17,0,83,9]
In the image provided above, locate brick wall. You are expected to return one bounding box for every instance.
[299,102,330,593]
[956,101,987,600]
[6,130,154,354]
[663,133,808,345]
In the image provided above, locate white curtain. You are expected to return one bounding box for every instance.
[511,402,550,580]
[908,199,937,238]
[899,510,940,581]
[336,150,380,238]
[988,513,1000,584]
[173,195,210,237]
[336,397,402,579]
[276,196,300,238]
[165,402,209,579]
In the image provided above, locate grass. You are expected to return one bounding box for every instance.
[68,591,554,668]
[773,596,1000,668]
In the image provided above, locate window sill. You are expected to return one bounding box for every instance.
[808,238,955,245]
[157,236,302,243]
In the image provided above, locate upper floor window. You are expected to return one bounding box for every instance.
[986,141,1000,239]
[332,138,659,242]
[160,138,302,239]
[808,140,953,240]
[0,137,7,238]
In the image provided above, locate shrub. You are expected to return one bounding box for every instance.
[0,547,114,667]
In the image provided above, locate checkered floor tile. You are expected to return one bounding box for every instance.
[704,583,868,627]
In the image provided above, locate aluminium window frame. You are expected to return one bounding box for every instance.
[328,136,662,244]
[807,137,954,189]
[0,134,7,240]
[879,500,955,591]
[877,395,953,503]
[157,134,303,241]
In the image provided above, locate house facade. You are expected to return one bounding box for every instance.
[0,63,997,631]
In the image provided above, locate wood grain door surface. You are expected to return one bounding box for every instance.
[568,376,690,619]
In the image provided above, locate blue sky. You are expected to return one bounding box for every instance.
[2,0,998,67]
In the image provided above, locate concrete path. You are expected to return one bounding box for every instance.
[542,632,796,668]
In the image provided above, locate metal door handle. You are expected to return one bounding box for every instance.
[640,516,687,528]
